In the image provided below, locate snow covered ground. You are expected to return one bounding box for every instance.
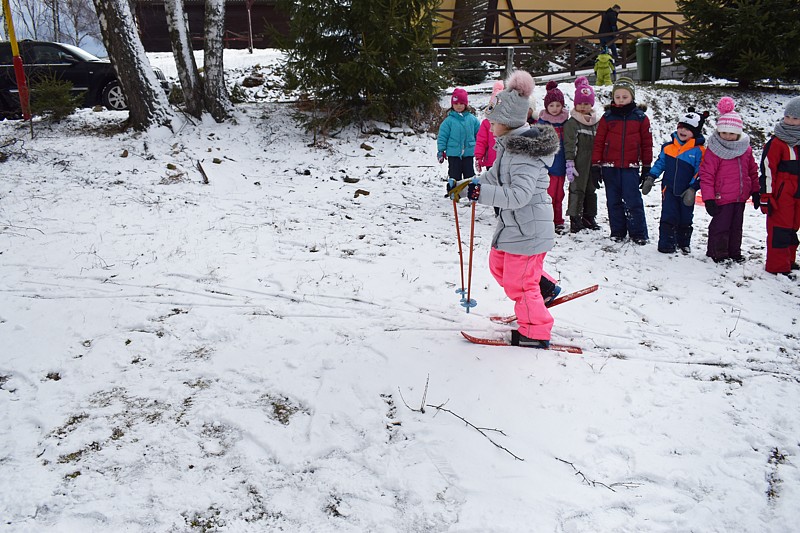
[1,49,799,532]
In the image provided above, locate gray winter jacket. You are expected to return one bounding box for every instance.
[477,124,560,255]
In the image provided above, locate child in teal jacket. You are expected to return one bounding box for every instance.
[437,88,481,182]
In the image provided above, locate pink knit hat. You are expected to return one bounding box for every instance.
[716,97,743,135]
[544,80,565,108]
[451,87,468,106]
[489,80,504,106]
[573,76,595,106]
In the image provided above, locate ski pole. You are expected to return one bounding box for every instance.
[462,178,479,312]
[448,178,467,301]
[452,197,467,300]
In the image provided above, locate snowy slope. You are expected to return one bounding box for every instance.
[1,50,799,533]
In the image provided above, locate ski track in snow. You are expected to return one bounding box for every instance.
[1,59,800,531]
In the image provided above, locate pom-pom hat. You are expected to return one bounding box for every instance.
[784,96,800,119]
[573,76,595,107]
[489,80,504,106]
[486,70,536,128]
[677,107,709,138]
[544,80,565,108]
[451,88,468,106]
[716,96,743,135]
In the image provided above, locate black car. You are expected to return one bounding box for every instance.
[0,40,169,116]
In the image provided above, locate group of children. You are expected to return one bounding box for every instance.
[440,70,800,348]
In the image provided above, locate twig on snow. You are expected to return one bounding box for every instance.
[398,374,524,461]
[425,402,523,461]
[555,457,638,492]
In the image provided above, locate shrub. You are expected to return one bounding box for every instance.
[30,77,83,121]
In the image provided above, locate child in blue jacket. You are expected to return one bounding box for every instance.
[641,108,709,254]
[437,88,481,182]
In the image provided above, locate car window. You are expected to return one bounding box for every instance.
[29,44,68,65]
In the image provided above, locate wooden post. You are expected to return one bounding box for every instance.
[505,46,514,77]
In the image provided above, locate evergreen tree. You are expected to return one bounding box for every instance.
[677,0,800,87]
[275,0,447,131]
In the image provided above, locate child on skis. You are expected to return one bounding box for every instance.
[591,76,653,245]
[698,97,759,264]
[537,81,570,233]
[758,95,800,277]
[475,81,504,173]
[594,47,615,86]
[447,70,560,348]
[642,107,709,254]
[563,76,600,233]
[437,88,481,183]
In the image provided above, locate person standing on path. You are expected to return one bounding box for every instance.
[599,4,621,60]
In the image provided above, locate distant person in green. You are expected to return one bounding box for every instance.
[594,47,615,86]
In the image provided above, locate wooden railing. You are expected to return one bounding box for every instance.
[433,9,687,79]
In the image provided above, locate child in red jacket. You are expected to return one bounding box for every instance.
[699,97,759,263]
[591,76,653,245]
[759,96,800,277]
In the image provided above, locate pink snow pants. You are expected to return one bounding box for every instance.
[489,248,554,341]
[547,174,566,226]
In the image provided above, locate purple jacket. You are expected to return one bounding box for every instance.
[699,147,759,206]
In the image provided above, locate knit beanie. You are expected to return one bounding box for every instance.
[487,70,536,128]
[573,76,595,107]
[716,97,743,135]
[451,87,468,106]
[785,96,800,119]
[544,80,565,108]
[489,80,504,106]
[612,76,636,101]
[677,107,709,138]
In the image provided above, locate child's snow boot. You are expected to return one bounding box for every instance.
[543,285,562,307]
[511,330,550,349]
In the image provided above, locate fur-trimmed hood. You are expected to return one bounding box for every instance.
[505,124,560,158]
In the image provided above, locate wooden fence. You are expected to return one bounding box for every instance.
[434,8,687,79]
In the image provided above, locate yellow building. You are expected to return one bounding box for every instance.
[435,0,683,45]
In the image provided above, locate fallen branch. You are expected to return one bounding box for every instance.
[554,457,644,492]
[399,375,524,461]
[196,160,209,184]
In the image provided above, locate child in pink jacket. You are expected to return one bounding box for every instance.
[698,97,760,263]
[475,81,504,172]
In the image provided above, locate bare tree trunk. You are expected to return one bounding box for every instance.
[93,0,173,130]
[203,0,232,122]
[164,0,204,118]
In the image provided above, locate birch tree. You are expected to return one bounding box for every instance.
[203,0,232,122]
[93,0,173,130]
[164,0,204,118]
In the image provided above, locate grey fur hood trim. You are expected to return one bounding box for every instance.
[505,124,560,157]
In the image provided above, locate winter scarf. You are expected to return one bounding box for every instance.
[570,108,599,126]
[774,121,800,147]
[707,131,751,159]
[538,108,570,124]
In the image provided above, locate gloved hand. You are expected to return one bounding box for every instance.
[590,165,603,189]
[446,178,469,200]
[640,166,651,183]
[704,199,719,217]
[760,194,773,215]
[751,192,761,210]
[565,160,578,183]
[682,188,696,207]
[437,150,446,164]
[640,175,655,195]
[467,178,481,202]
[475,159,484,173]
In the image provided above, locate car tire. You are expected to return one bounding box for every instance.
[101,80,127,111]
